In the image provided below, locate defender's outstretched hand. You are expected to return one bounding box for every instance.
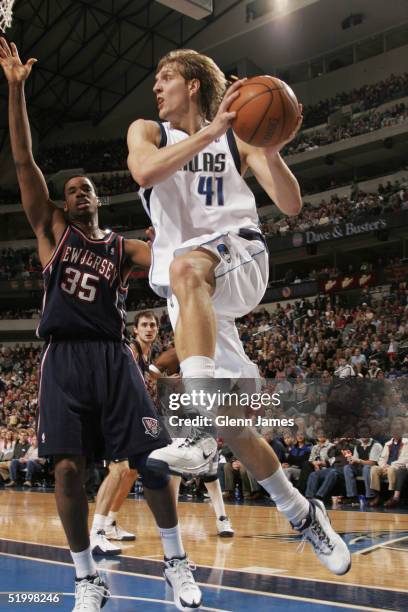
[0,38,37,83]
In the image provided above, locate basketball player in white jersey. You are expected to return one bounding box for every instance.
[127,49,350,576]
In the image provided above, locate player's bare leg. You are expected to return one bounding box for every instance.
[172,473,234,537]
[110,468,138,512]
[203,477,234,537]
[54,456,90,553]
[91,461,130,555]
[54,456,110,609]
[144,481,202,610]
[103,468,138,542]
[170,249,218,361]
[149,250,221,477]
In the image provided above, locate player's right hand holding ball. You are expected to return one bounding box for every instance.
[208,78,247,140]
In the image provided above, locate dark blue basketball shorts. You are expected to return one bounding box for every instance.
[37,339,170,460]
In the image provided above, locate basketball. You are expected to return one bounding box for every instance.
[229,75,300,147]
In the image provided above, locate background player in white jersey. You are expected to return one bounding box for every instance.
[138,310,235,539]
[127,49,350,576]
[89,311,160,556]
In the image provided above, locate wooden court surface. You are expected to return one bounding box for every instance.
[1,488,408,594]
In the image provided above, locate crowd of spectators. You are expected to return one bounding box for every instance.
[302,72,408,129]
[0,247,41,281]
[127,296,165,311]
[1,177,406,285]
[1,286,408,504]
[285,102,408,156]
[278,255,404,286]
[233,288,408,383]
[92,172,138,197]
[0,172,137,206]
[262,177,408,236]
[38,138,127,174]
[30,73,408,176]
[35,102,408,174]
[296,161,408,196]
[0,308,40,320]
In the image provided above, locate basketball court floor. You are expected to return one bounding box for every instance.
[0,490,407,611]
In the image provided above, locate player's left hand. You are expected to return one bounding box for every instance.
[263,103,303,155]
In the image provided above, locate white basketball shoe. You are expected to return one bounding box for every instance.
[105,521,136,541]
[216,515,234,538]
[72,574,110,611]
[147,436,217,476]
[164,556,202,610]
[293,499,351,575]
[91,530,122,556]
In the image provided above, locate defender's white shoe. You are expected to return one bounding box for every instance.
[164,556,202,610]
[147,436,217,476]
[105,521,136,541]
[72,574,110,611]
[293,499,351,575]
[216,515,234,538]
[91,530,122,556]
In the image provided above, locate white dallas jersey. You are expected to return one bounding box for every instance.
[139,122,260,297]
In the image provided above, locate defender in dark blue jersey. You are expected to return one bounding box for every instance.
[1,38,202,612]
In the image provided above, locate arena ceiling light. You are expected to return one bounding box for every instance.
[246,0,319,22]
[155,0,213,20]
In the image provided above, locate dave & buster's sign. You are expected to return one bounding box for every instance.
[266,210,408,252]
[291,219,387,248]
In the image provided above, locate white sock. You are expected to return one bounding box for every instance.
[180,356,215,378]
[205,479,226,518]
[91,513,106,534]
[107,511,118,526]
[71,546,97,579]
[180,356,216,424]
[159,524,185,559]
[258,467,309,526]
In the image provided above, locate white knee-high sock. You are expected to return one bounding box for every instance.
[258,467,309,526]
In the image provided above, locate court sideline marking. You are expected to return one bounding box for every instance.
[0,551,398,612]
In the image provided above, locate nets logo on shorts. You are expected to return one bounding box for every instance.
[142,417,161,438]
[217,243,231,263]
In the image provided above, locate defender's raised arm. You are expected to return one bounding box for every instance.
[0,38,65,264]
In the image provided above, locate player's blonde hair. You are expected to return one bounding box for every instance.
[157,49,227,121]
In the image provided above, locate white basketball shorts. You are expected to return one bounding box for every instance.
[166,231,269,378]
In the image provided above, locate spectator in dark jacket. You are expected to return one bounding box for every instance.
[297,430,332,494]
[282,433,312,483]
[305,437,355,500]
